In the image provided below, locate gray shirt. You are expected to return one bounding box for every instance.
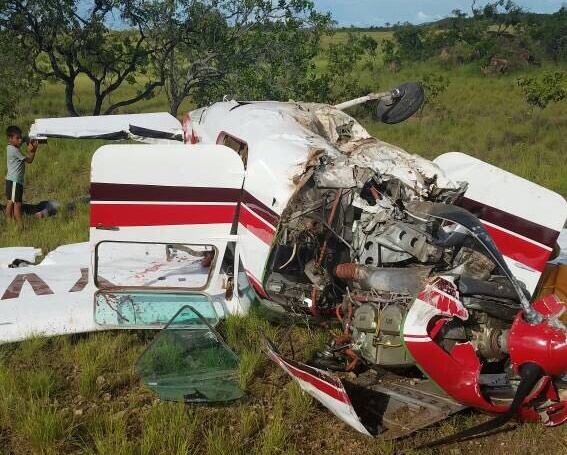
[6,145,26,184]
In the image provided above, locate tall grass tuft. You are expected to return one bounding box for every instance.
[16,399,73,454]
[238,406,265,442]
[140,402,201,455]
[78,362,100,398]
[0,353,18,424]
[285,381,312,423]
[205,426,240,455]
[16,336,50,364]
[239,349,265,391]
[24,367,58,400]
[255,401,292,455]
[85,415,136,455]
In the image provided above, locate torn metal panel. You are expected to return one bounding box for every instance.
[263,334,372,436]
[314,164,357,189]
[347,372,467,439]
[264,333,465,439]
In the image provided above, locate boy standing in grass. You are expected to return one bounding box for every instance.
[5,126,39,226]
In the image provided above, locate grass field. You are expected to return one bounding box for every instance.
[0,43,566,454]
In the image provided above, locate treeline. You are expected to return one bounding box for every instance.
[381,2,566,73]
[0,0,377,118]
[0,0,565,119]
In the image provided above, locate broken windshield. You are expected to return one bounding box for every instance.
[94,291,218,328]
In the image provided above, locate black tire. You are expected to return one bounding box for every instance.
[376,82,425,124]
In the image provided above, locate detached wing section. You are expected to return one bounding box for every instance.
[435,152,567,294]
[29,112,182,143]
[0,243,95,344]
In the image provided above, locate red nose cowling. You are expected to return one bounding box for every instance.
[508,295,567,376]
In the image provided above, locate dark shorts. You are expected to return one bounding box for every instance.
[5,180,23,203]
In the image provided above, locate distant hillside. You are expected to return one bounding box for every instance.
[337,6,566,32]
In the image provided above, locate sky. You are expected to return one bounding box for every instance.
[313,0,566,27]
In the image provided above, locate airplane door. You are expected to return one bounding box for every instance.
[89,144,245,328]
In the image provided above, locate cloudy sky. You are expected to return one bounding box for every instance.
[313,0,565,26]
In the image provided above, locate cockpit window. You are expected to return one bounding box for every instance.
[217,132,248,168]
[95,242,216,290]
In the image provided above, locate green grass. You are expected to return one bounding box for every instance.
[139,402,201,455]
[256,400,293,455]
[285,381,313,422]
[239,349,266,391]
[16,398,73,454]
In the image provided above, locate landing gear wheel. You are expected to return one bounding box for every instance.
[376,82,425,124]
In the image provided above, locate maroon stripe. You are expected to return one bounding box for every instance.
[91,182,241,203]
[283,361,349,404]
[1,274,54,299]
[244,270,270,299]
[242,191,280,227]
[459,197,559,247]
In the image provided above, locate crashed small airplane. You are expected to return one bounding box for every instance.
[2,83,567,445]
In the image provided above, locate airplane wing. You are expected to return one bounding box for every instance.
[29,112,183,144]
[0,242,97,344]
[435,152,567,294]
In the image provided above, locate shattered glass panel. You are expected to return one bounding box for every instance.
[136,305,243,403]
[95,291,217,328]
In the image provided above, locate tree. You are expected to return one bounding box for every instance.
[140,0,334,115]
[528,7,567,62]
[319,32,378,102]
[0,30,39,119]
[516,71,566,109]
[418,73,450,114]
[0,0,167,116]
[472,0,524,36]
[392,25,427,61]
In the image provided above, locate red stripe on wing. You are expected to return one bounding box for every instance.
[482,222,551,272]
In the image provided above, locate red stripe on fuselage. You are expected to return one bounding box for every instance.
[242,191,280,228]
[482,222,550,271]
[244,270,270,299]
[239,204,275,245]
[90,203,236,227]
